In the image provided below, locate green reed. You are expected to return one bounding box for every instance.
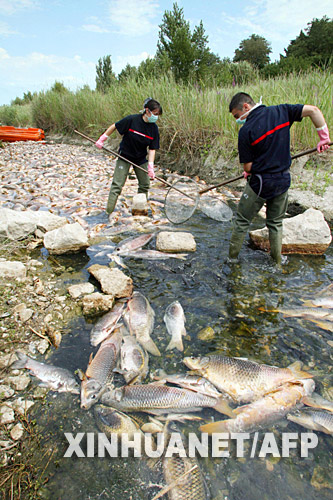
[1,69,332,168]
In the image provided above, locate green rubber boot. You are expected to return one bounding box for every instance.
[229,231,247,259]
[269,231,283,265]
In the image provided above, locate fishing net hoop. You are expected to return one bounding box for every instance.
[164,177,200,224]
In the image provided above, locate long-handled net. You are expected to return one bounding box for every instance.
[74,131,331,225]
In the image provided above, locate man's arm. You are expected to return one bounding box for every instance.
[301,105,331,152]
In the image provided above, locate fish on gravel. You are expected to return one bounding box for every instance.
[183,355,313,403]
[287,407,333,435]
[164,301,187,352]
[115,250,188,260]
[117,335,149,384]
[200,379,315,434]
[101,382,228,415]
[80,329,122,410]
[90,300,126,346]
[113,233,154,255]
[125,291,161,356]
[11,352,79,394]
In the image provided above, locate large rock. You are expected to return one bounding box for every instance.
[0,260,26,279]
[0,208,66,240]
[156,231,196,252]
[43,222,89,254]
[249,208,332,255]
[88,264,133,298]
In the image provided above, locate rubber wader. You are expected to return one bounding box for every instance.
[107,158,149,214]
[229,183,288,264]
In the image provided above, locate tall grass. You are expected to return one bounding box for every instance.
[0,69,332,172]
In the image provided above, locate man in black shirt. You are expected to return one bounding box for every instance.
[228,92,331,265]
[95,98,162,216]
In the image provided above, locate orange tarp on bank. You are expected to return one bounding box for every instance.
[0,126,45,142]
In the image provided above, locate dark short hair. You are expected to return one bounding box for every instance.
[144,98,163,115]
[229,92,255,112]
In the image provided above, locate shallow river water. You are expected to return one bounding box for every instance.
[30,208,332,500]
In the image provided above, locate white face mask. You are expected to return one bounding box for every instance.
[236,96,263,125]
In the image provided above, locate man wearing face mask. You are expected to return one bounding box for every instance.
[95,97,162,217]
[228,92,331,265]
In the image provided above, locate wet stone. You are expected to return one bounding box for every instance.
[68,282,95,299]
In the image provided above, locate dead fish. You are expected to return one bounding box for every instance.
[183,355,313,403]
[303,318,333,332]
[164,301,187,352]
[94,404,142,437]
[11,352,79,394]
[201,379,315,434]
[126,291,160,356]
[259,306,333,322]
[108,254,128,269]
[118,335,149,384]
[86,243,116,259]
[301,296,333,308]
[80,329,122,410]
[90,301,126,347]
[287,407,333,435]
[153,371,224,399]
[302,392,333,413]
[163,423,208,500]
[114,233,154,255]
[101,382,228,415]
[118,249,188,260]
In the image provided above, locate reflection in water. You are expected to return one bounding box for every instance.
[31,211,332,499]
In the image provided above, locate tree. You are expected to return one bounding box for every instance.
[283,16,333,67]
[157,2,219,82]
[95,55,116,93]
[234,34,271,69]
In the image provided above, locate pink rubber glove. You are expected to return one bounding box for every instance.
[243,171,250,179]
[316,124,331,153]
[95,133,108,149]
[148,162,155,180]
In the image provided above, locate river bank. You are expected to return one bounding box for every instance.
[0,139,332,499]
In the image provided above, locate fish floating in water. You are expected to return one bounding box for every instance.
[117,335,149,384]
[90,300,126,347]
[259,306,333,321]
[101,382,228,415]
[163,423,208,500]
[80,329,122,410]
[287,407,333,435]
[301,296,333,309]
[113,249,188,260]
[164,301,187,352]
[183,355,312,403]
[153,371,225,399]
[125,291,161,356]
[11,352,79,394]
[114,233,154,255]
[200,379,315,434]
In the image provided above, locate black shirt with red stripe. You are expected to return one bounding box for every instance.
[238,104,303,174]
[115,114,160,165]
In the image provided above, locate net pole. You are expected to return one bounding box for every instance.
[74,130,196,201]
